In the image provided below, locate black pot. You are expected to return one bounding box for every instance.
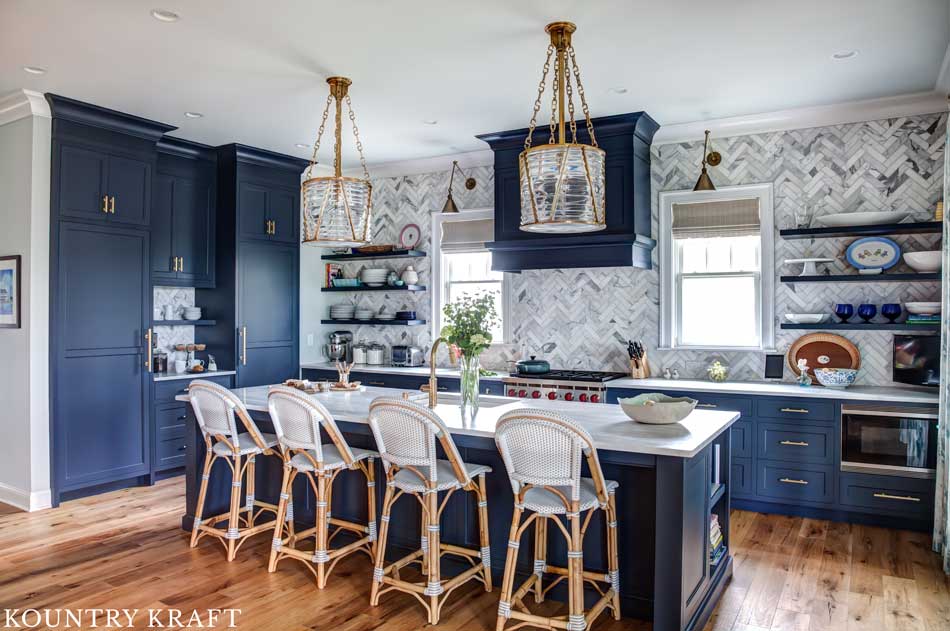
[515,356,550,375]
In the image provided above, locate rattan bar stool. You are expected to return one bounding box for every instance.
[494,408,621,631]
[266,385,378,588]
[188,380,282,561]
[367,397,493,625]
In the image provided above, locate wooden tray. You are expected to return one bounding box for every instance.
[283,379,317,394]
[787,333,861,379]
[330,381,362,392]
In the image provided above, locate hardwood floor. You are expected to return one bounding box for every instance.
[0,479,947,630]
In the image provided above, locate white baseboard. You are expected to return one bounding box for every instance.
[0,481,52,512]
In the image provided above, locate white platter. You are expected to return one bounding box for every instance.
[784,314,831,324]
[815,211,910,227]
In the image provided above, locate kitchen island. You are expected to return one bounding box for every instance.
[178,385,740,631]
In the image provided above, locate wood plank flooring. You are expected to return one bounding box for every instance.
[0,480,947,630]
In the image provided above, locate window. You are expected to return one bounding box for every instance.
[431,208,509,343]
[659,185,774,350]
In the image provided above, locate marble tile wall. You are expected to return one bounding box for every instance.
[153,286,195,355]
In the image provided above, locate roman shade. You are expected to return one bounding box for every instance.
[672,198,760,239]
[440,216,494,252]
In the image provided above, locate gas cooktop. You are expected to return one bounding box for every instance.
[506,370,627,383]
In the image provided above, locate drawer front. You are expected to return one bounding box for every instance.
[731,457,754,498]
[757,422,836,464]
[839,472,934,518]
[481,380,505,396]
[154,374,233,403]
[301,368,337,382]
[156,435,188,469]
[684,393,753,419]
[731,421,754,458]
[756,398,835,423]
[154,405,188,430]
[757,461,835,505]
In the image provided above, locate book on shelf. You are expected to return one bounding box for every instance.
[325,263,343,288]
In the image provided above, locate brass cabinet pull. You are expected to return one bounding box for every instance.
[265,219,274,235]
[240,326,247,365]
[145,328,153,372]
[779,477,808,485]
[780,407,809,414]
[102,195,109,213]
[110,196,116,214]
[178,256,184,271]
[696,403,717,409]
[271,219,276,234]
[779,440,810,447]
[172,257,179,272]
[873,492,920,503]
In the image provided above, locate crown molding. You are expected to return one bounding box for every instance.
[0,89,51,126]
[653,91,948,145]
[348,149,494,180]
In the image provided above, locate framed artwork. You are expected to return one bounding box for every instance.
[0,255,21,329]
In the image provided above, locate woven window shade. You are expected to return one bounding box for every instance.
[440,217,493,252]
[672,198,760,239]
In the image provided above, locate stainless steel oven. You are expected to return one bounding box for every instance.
[841,405,938,479]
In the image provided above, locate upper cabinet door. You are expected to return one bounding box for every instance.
[57,143,108,221]
[107,155,151,226]
[175,175,215,287]
[150,174,176,281]
[238,182,270,240]
[268,188,299,244]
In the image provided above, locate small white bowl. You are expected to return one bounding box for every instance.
[905,302,942,315]
[618,393,698,425]
[903,251,941,273]
[784,314,831,324]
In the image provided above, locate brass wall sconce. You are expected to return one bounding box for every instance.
[693,130,721,191]
[441,160,477,213]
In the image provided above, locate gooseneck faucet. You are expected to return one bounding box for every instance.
[426,337,447,408]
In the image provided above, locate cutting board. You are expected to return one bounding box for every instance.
[787,333,861,379]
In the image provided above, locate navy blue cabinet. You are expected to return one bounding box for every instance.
[151,374,233,475]
[238,180,299,243]
[56,143,152,226]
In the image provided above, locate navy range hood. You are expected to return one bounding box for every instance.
[476,112,659,272]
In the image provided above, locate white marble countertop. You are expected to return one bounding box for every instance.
[155,369,236,382]
[606,377,939,404]
[177,384,739,458]
[301,361,507,381]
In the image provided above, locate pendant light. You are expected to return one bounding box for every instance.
[692,130,721,191]
[302,77,373,247]
[519,21,605,233]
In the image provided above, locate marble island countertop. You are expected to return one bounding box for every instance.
[178,384,740,458]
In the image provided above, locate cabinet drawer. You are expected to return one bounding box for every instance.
[154,374,233,403]
[154,405,188,430]
[757,461,835,505]
[756,398,834,423]
[839,472,934,518]
[481,380,505,396]
[757,422,835,464]
[731,421,754,458]
[156,435,188,470]
[686,393,752,418]
[731,457,754,498]
[301,369,337,382]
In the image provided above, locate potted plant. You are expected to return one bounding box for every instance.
[440,293,498,416]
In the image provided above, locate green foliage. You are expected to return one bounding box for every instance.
[440,293,498,357]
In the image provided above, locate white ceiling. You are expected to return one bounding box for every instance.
[2,0,948,167]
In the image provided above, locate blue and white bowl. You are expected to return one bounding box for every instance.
[813,368,857,389]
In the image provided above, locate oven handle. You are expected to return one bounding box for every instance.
[841,406,938,420]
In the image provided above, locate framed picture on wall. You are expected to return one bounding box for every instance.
[0,255,21,329]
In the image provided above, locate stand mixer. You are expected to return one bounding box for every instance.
[323,331,353,363]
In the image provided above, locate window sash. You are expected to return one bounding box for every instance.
[674,270,762,348]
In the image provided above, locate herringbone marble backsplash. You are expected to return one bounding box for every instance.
[331,112,947,385]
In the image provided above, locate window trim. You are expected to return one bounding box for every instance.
[658,184,775,351]
[430,208,510,344]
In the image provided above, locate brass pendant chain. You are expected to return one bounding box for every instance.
[305,94,333,179]
[345,95,371,182]
[565,60,577,144]
[548,54,559,145]
[524,44,554,151]
[568,45,597,147]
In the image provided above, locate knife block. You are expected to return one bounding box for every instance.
[629,354,651,379]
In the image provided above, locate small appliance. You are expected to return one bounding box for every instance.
[323,331,353,362]
[893,334,940,387]
[763,354,784,380]
[391,345,425,367]
[152,352,168,374]
[841,405,938,478]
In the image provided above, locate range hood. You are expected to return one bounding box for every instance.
[476,112,659,272]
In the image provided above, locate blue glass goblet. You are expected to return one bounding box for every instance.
[834,303,854,323]
[857,303,877,323]
[881,303,901,323]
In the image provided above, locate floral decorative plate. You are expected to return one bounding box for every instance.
[845,237,901,270]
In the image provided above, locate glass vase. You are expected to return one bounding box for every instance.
[459,353,480,418]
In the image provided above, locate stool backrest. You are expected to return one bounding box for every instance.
[267,385,355,466]
[368,396,470,486]
[495,408,609,505]
[188,380,270,451]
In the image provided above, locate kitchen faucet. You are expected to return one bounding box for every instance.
[422,336,447,408]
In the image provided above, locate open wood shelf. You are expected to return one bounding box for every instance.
[320,319,427,326]
[780,273,940,283]
[321,284,426,292]
[321,249,426,262]
[781,322,940,331]
[779,221,941,240]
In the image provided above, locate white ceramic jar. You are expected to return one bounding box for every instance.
[400,265,419,285]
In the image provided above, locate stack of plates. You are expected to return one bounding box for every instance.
[182,307,202,321]
[354,308,375,321]
[376,310,395,320]
[329,304,355,320]
[359,268,389,287]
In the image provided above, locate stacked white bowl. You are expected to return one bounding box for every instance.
[354,308,375,320]
[359,268,389,287]
[182,307,202,321]
[329,304,356,320]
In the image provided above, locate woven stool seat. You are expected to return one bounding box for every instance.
[289,445,376,472]
[393,460,492,493]
[522,478,618,516]
[212,432,278,457]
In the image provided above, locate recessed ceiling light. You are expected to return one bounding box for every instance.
[22,66,46,75]
[832,50,858,60]
[183,111,203,119]
[150,8,180,22]
[608,86,628,94]
[295,143,309,149]
[422,119,438,125]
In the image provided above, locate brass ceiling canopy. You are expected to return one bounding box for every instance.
[301,76,374,247]
[441,160,477,213]
[518,21,606,233]
[693,130,721,191]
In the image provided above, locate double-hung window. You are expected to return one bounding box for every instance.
[659,185,774,350]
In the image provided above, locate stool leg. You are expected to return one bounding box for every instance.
[477,474,493,592]
[225,454,243,562]
[420,502,429,576]
[190,450,213,548]
[370,480,395,606]
[425,486,441,624]
[606,493,621,620]
[366,459,377,558]
[533,515,547,603]
[495,504,523,631]
[268,462,292,573]
[245,456,256,527]
[315,472,329,589]
[567,508,584,631]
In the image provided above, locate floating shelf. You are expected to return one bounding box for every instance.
[153,319,217,326]
[321,284,426,292]
[780,273,940,283]
[779,221,942,240]
[321,249,426,262]
[710,483,727,505]
[320,319,427,326]
[781,322,940,332]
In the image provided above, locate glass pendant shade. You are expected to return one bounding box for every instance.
[520,143,605,232]
[302,176,372,247]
